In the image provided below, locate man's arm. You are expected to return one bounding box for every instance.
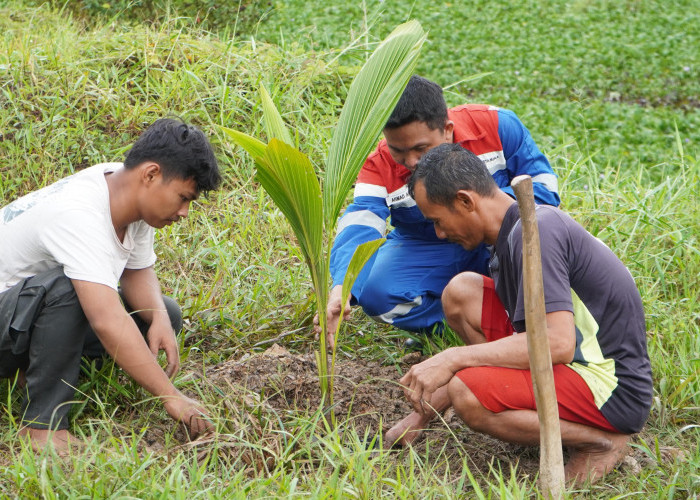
[401,310,575,414]
[119,266,179,377]
[71,279,212,437]
[496,109,560,206]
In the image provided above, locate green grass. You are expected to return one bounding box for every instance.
[1,1,698,497]
[254,0,700,180]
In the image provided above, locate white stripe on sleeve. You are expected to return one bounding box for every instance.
[478,150,507,175]
[531,173,559,193]
[336,210,387,235]
[354,183,388,198]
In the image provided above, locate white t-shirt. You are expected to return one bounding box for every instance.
[0,163,156,293]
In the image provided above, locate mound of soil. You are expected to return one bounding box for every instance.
[198,344,674,484]
[204,344,541,479]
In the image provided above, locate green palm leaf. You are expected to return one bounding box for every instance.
[219,126,267,159]
[256,139,324,281]
[221,21,426,426]
[324,20,426,226]
[261,85,293,146]
[336,238,386,338]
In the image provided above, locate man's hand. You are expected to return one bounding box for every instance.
[146,319,180,378]
[163,392,214,440]
[400,349,459,415]
[313,284,351,350]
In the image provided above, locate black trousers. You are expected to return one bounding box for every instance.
[0,267,182,430]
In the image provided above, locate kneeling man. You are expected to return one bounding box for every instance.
[0,118,221,452]
[387,143,652,484]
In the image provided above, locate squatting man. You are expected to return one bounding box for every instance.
[316,75,560,347]
[0,118,221,453]
[385,143,652,484]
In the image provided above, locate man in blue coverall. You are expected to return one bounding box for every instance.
[316,75,560,347]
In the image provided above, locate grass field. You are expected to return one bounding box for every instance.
[0,0,698,497]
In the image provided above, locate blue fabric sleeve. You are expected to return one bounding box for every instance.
[329,195,390,287]
[497,109,560,206]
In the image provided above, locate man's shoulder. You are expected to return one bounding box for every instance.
[367,140,390,164]
[450,104,504,146]
[450,103,497,114]
[449,103,500,122]
[498,205,568,249]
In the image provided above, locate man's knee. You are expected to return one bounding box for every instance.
[442,272,483,322]
[120,294,183,336]
[162,295,183,334]
[356,275,397,317]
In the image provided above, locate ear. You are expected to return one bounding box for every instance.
[455,190,476,212]
[443,120,455,142]
[140,162,162,185]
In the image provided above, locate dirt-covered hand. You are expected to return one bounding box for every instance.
[164,392,214,440]
[399,351,457,415]
[147,320,180,378]
[313,284,350,350]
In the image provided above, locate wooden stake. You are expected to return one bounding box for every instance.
[511,175,565,498]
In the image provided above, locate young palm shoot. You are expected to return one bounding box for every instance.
[222,20,426,424]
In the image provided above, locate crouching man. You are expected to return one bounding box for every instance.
[0,118,221,453]
[386,143,652,485]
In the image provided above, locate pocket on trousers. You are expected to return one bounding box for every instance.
[0,282,48,356]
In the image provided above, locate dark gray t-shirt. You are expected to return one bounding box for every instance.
[490,203,652,433]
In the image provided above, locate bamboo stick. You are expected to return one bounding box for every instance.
[512,175,565,498]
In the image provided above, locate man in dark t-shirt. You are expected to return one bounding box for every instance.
[385,143,652,485]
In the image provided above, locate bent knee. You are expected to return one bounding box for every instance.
[357,277,405,317]
[162,295,183,334]
[442,272,483,320]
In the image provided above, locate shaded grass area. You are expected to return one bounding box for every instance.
[0,1,698,497]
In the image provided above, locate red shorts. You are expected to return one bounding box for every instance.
[455,276,618,433]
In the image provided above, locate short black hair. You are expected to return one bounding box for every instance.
[384,75,448,131]
[125,118,221,193]
[408,143,497,205]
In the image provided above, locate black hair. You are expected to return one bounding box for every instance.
[124,118,221,193]
[384,75,448,131]
[408,143,497,205]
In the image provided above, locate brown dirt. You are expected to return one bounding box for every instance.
[195,343,541,480]
[184,343,675,484]
[0,343,684,488]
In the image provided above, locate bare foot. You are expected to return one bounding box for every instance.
[565,432,630,485]
[18,427,84,456]
[17,370,26,389]
[385,411,432,447]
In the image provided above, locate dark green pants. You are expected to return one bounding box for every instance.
[0,267,182,430]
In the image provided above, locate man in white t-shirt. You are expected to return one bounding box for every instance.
[0,118,222,453]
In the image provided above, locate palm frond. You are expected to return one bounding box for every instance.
[255,139,323,280]
[219,126,267,158]
[261,85,293,146]
[324,20,426,226]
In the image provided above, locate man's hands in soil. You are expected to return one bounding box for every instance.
[164,392,214,439]
[400,350,457,415]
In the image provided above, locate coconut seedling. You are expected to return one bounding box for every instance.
[222,20,426,424]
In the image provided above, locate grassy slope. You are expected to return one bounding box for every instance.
[0,1,698,497]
